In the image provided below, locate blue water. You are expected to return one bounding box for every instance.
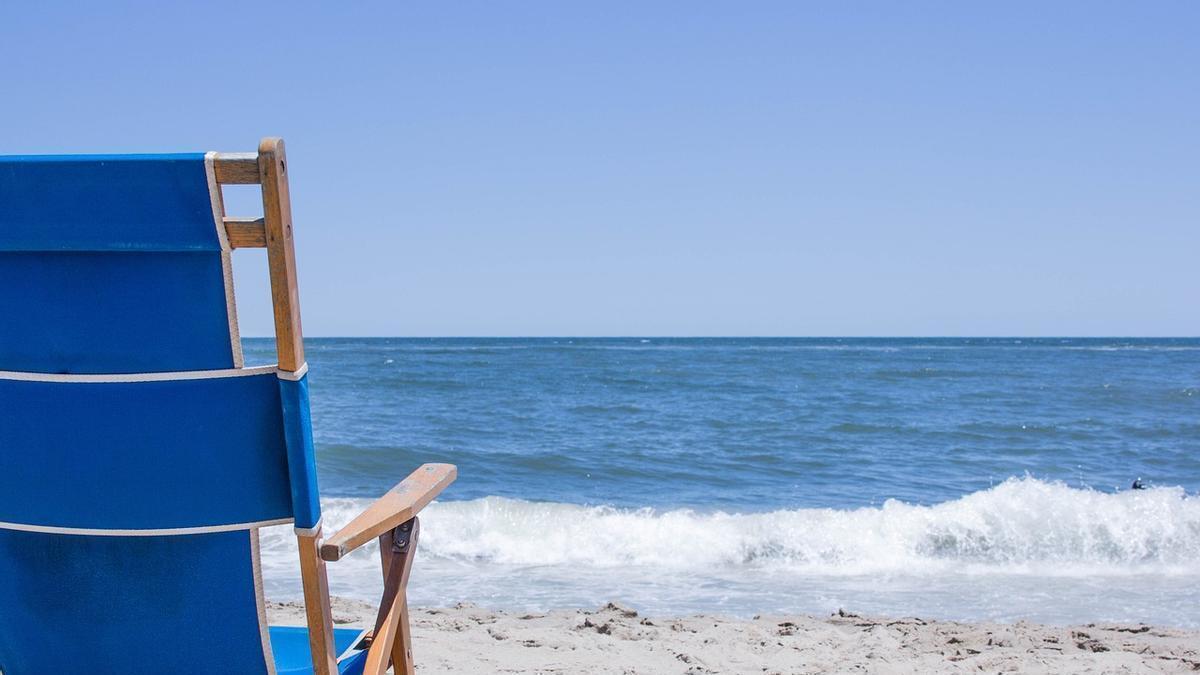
[248,338,1200,626]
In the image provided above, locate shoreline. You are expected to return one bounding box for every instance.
[268,597,1200,674]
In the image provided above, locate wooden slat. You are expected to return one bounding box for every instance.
[259,137,306,372]
[365,596,406,675]
[298,529,339,675]
[223,217,267,248]
[392,596,415,674]
[365,520,420,675]
[257,137,332,675]
[320,464,457,562]
[213,152,261,184]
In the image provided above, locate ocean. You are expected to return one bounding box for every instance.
[246,338,1200,627]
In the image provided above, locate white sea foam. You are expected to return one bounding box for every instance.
[329,478,1198,573]
[258,477,1200,624]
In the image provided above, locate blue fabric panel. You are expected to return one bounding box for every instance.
[0,153,234,373]
[280,375,323,530]
[0,373,294,530]
[0,251,237,373]
[0,529,270,674]
[270,626,368,675]
[0,154,218,252]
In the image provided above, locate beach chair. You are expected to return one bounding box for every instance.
[0,138,456,675]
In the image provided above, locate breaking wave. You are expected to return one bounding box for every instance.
[276,478,1200,577]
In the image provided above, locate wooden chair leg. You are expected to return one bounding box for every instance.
[364,517,420,675]
[297,528,339,675]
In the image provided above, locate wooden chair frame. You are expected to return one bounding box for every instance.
[213,138,455,675]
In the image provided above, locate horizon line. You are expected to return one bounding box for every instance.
[238,335,1200,340]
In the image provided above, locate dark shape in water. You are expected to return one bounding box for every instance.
[1131,478,1147,490]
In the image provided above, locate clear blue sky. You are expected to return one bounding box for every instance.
[2,2,1197,336]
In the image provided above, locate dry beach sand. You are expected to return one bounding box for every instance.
[268,597,1200,674]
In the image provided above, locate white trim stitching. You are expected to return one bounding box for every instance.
[204,151,246,369]
[293,517,322,537]
[276,363,309,381]
[0,365,281,383]
[0,518,293,537]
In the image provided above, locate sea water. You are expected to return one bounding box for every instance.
[246,338,1200,627]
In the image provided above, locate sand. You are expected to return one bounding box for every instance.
[266,598,1200,674]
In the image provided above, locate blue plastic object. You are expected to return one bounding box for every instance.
[270,626,369,675]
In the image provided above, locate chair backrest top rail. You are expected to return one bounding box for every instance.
[212,152,261,184]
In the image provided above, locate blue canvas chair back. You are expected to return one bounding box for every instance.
[0,154,333,673]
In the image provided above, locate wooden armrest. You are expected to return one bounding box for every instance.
[319,463,456,562]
